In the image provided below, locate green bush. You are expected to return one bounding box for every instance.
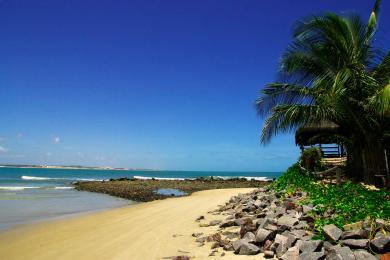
[272,164,390,236]
[300,147,322,171]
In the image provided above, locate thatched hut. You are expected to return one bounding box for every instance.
[295,121,346,158]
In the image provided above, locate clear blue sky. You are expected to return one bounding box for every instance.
[0,0,389,171]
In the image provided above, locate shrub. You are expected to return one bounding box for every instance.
[272,164,390,236]
[300,147,322,171]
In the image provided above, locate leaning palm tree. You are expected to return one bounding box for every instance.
[256,0,390,184]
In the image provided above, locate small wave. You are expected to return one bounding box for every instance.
[0,186,74,191]
[53,186,74,190]
[21,175,104,181]
[133,176,191,181]
[0,186,40,190]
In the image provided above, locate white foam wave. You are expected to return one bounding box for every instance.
[0,186,40,190]
[0,186,75,191]
[53,186,74,190]
[22,176,50,180]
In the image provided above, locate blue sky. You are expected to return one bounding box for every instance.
[0,0,389,171]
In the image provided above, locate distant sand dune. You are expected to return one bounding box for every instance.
[0,188,261,260]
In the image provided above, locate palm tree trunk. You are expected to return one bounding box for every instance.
[361,141,387,185]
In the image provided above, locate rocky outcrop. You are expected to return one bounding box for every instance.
[194,187,387,259]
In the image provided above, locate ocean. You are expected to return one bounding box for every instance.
[0,167,281,230]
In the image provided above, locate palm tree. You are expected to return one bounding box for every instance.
[256,0,390,184]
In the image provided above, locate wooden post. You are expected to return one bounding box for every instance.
[385,149,389,188]
[336,167,341,186]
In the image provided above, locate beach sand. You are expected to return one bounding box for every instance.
[0,188,264,260]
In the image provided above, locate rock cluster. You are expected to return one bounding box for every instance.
[195,187,388,259]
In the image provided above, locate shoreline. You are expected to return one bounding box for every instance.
[0,188,257,260]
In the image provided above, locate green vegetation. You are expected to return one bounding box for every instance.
[256,0,390,184]
[300,147,322,171]
[272,164,390,237]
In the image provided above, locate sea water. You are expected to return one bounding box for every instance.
[0,167,281,230]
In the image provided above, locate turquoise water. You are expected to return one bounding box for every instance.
[0,167,281,190]
[0,167,281,230]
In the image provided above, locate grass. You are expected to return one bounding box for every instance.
[271,164,390,237]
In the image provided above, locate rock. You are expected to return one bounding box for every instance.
[222,231,239,239]
[238,242,260,255]
[255,228,274,243]
[195,215,205,222]
[264,250,274,258]
[242,232,256,243]
[232,239,246,252]
[209,249,218,256]
[284,200,297,210]
[302,205,313,214]
[220,220,236,228]
[353,250,377,260]
[370,235,390,253]
[274,234,289,257]
[340,239,368,249]
[294,221,310,230]
[341,230,369,240]
[171,256,190,260]
[209,220,222,226]
[206,233,221,242]
[234,217,252,226]
[192,232,203,237]
[292,229,308,239]
[264,224,278,231]
[280,246,299,260]
[258,217,276,229]
[282,231,298,248]
[323,224,342,242]
[263,239,273,251]
[240,223,257,238]
[343,221,363,231]
[296,240,323,253]
[277,215,299,228]
[326,246,356,260]
[223,243,234,251]
[299,215,315,223]
[299,251,326,260]
[195,236,207,243]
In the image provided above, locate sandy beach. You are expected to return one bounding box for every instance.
[0,188,261,260]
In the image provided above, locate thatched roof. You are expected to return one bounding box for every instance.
[295,121,341,146]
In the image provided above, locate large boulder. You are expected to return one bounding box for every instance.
[277,215,299,228]
[296,240,323,253]
[323,224,342,242]
[280,246,299,260]
[326,246,356,260]
[299,251,325,260]
[353,250,377,260]
[341,230,369,240]
[242,232,256,243]
[370,234,390,253]
[340,239,368,249]
[255,228,274,243]
[237,242,260,255]
[274,234,289,257]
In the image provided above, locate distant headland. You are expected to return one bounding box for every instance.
[0,164,155,171]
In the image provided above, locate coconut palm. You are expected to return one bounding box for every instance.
[256,0,390,184]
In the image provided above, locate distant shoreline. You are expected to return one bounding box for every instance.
[0,164,155,171]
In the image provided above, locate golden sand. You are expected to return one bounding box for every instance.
[0,188,264,260]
